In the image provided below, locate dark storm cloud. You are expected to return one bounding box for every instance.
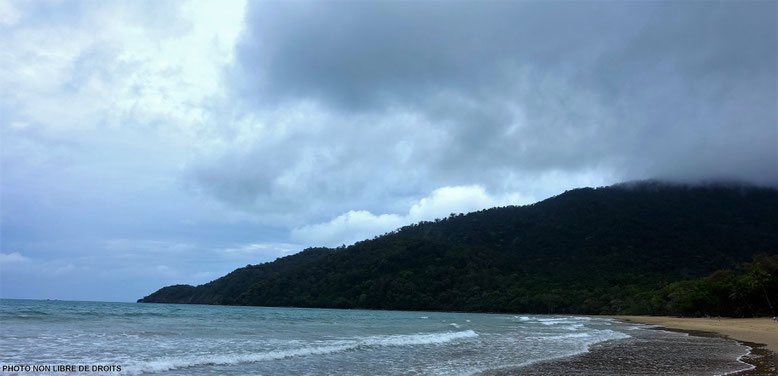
[197,1,777,216]
[234,1,634,109]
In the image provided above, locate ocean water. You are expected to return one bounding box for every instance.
[0,299,754,375]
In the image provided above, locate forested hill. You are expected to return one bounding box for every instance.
[139,182,778,316]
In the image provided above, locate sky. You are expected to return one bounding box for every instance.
[1,0,776,302]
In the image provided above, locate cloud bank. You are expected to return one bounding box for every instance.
[292,185,528,247]
[1,0,775,300]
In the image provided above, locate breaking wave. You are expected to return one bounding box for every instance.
[124,330,478,375]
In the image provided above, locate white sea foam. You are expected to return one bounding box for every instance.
[124,345,353,375]
[124,330,479,375]
[547,332,591,340]
[539,320,571,326]
[362,329,478,347]
[536,317,578,325]
[719,343,755,376]
[526,332,591,341]
[625,325,654,330]
[466,328,632,376]
[526,329,630,346]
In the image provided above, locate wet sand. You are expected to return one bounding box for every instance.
[611,316,778,375]
[486,316,778,375]
[610,316,778,352]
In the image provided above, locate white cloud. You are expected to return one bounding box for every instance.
[217,242,301,256]
[407,186,509,222]
[0,252,30,263]
[1,0,246,137]
[0,0,20,27]
[292,211,405,248]
[292,185,531,247]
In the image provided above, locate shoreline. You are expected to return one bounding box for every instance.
[606,316,778,352]
[490,316,774,375]
[607,316,778,375]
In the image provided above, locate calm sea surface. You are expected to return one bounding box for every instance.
[0,299,754,375]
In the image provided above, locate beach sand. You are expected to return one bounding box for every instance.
[488,317,775,375]
[609,316,778,375]
[609,316,778,352]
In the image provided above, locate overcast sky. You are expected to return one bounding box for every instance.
[1,0,776,302]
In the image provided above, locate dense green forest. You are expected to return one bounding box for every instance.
[139,182,778,317]
[648,254,777,317]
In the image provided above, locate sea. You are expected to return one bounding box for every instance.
[0,299,756,375]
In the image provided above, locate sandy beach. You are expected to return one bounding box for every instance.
[609,316,778,352]
[489,315,774,375]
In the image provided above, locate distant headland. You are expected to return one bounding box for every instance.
[140,181,778,318]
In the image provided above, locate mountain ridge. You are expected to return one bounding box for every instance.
[139,181,778,316]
